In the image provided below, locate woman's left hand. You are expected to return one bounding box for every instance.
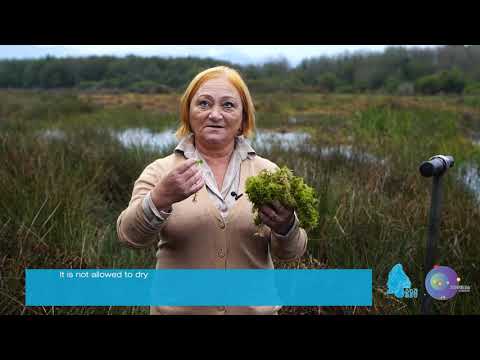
[259,200,295,236]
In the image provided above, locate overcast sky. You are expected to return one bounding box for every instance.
[30,45,440,66]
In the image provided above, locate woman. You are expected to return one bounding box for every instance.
[117,66,308,315]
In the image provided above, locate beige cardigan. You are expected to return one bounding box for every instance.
[116,152,308,315]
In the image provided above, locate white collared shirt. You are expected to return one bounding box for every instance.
[174,134,256,219]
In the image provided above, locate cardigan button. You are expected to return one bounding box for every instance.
[217,249,225,258]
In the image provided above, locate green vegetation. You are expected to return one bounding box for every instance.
[415,68,467,95]
[245,167,319,231]
[2,46,480,95]
[1,90,479,315]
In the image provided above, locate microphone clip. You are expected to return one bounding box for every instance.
[231,192,244,201]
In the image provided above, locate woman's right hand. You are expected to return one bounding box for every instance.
[150,159,205,211]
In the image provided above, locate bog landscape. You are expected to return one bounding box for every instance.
[1,45,479,314]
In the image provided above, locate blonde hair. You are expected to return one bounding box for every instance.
[176,66,256,139]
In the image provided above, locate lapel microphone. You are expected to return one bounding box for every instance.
[231,192,243,201]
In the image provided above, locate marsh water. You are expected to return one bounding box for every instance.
[39,127,480,203]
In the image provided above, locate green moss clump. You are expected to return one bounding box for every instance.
[245,166,319,231]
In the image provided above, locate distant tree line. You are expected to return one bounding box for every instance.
[1,45,480,95]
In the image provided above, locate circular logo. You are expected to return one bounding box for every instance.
[425,266,458,300]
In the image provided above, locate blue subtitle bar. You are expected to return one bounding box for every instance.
[25,269,372,306]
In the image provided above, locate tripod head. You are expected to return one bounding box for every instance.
[419,155,454,178]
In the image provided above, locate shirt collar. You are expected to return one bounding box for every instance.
[174,133,256,161]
